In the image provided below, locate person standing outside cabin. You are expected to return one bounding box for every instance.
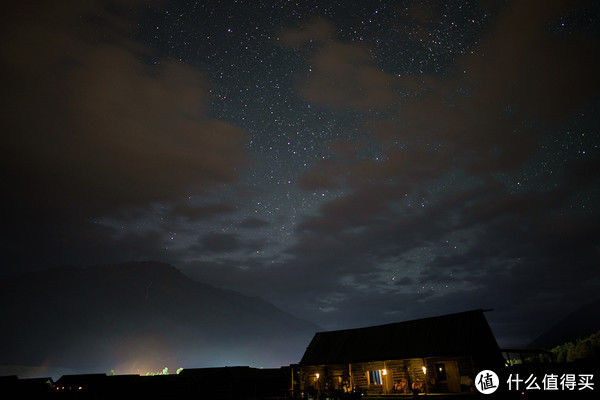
[428,373,436,393]
[461,374,474,392]
[411,381,420,396]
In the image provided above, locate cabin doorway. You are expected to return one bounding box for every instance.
[433,361,460,392]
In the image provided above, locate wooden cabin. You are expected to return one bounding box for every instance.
[296,309,503,397]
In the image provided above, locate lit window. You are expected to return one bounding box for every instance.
[368,370,382,385]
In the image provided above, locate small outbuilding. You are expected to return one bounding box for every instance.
[296,309,503,397]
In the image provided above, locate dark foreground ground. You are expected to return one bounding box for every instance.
[1,362,597,399]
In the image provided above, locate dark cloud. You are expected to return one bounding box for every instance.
[327,139,367,159]
[298,42,397,112]
[1,1,249,211]
[185,169,599,342]
[1,1,249,267]
[279,18,398,112]
[394,276,413,286]
[286,4,600,328]
[297,183,402,233]
[237,217,270,229]
[171,203,236,221]
[392,0,599,172]
[294,0,599,191]
[199,233,242,254]
[2,0,599,356]
[296,159,344,190]
[278,16,335,47]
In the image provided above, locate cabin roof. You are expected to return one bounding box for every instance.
[299,309,501,365]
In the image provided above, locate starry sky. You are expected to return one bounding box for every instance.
[2,0,600,349]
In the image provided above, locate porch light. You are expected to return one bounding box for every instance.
[316,373,320,379]
[422,366,427,374]
[381,369,387,375]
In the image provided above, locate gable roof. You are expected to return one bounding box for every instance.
[299,309,502,366]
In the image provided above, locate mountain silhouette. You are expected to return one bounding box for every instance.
[528,298,600,349]
[0,261,317,375]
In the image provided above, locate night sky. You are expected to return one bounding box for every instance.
[2,0,600,353]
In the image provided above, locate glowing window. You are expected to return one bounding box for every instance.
[368,370,382,385]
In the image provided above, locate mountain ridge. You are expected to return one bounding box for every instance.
[1,261,318,375]
[528,298,600,349]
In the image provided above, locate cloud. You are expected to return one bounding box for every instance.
[184,171,599,340]
[3,0,598,351]
[291,0,600,258]
[1,1,249,267]
[171,203,236,222]
[296,159,344,190]
[279,18,398,112]
[199,233,242,254]
[394,276,413,286]
[237,217,270,229]
[294,1,599,188]
[176,1,600,345]
[298,42,398,112]
[1,2,248,216]
[278,17,335,47]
